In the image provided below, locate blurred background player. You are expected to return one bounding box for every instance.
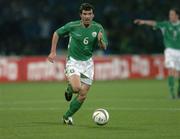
[48,3,108,125]
[134,8,180,99]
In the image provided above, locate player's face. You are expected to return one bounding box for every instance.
[169,10,179,23]
[80,9,94,26]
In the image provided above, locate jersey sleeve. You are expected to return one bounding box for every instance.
[55,22,71,37]
[154,21,167,30]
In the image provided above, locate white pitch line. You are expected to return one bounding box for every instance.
[0,107,180,111]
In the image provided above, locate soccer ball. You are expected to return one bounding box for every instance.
[92,108,109,125]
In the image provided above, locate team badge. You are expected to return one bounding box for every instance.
[92,32,97,37]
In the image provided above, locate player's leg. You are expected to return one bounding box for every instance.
[62,74,81,125]
[65,74,80,101]
[64,57,81,101]
[63,82,90,120]
[77,83,90,102]
[177,71,180,98]
[176,52,180,98]
[167,68,176,99]
[169,49,180,99]
[63,79,91,125]
[63,57,93,125]
[165,48,176,99]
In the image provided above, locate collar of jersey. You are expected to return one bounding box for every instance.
[81,21,92,28]
[171,20,180,26]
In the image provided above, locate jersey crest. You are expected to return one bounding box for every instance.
[92,32,97,37]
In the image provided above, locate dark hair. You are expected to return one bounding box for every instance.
[171,8,180,16]
[79,3,94,13]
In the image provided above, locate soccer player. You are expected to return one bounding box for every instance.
[48,3,108,125]
[134,8,180,99]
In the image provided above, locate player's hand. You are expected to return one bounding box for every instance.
[134,19,145,25]
[98,31,103,42]
[48,52,56,63]
[98,31,106,50]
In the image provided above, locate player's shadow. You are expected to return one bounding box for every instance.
[76,124,148,132]
[76,124,122,131]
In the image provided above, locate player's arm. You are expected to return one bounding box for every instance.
[134,19,156,27]
[48,23,70,63]
[48,32,59,63]
[98,28,108,50]
[98,32,106,50]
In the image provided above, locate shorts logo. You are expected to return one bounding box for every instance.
[92,32,97,37]
[70,69,75,73]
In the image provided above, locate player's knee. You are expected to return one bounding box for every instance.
[72,85,81,93]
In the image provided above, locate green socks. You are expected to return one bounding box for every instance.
[178,78,180,97]
[168,76,175,98]
[178,78,180,92]
[64,96,83,119]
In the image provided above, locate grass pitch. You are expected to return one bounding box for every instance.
[0,80,180,139]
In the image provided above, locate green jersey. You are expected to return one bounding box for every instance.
[155,21,180,49]
[56,20,108,61]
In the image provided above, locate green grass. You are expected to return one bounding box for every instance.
[0,80,180,139]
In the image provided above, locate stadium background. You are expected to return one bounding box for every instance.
[1,0,179,56]
[1,0,179,82]
[1,1,180,139]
